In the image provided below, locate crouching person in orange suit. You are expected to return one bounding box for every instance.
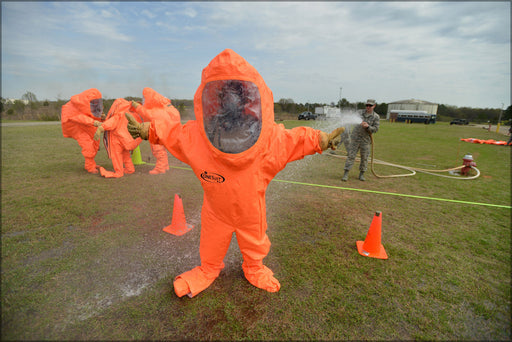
[131,88,180,175]
[126,49,344,298]
[94,98,142,178]
[61,88,105,173]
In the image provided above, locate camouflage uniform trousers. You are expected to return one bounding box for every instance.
[343,137,371,172]
[335,130,351,153]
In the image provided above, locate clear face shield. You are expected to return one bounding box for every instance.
[202,80,262,154]
[90,98,103,118]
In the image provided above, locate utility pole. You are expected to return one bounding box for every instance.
[497,103,504,133]
[339,87,342,110]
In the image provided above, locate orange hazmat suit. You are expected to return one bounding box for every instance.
[460,138,508,145]
[98,98,142,178]
[145,49,329,298]
[133,88,180,174]
[61,88,104,173]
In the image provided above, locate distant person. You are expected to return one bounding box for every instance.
[61,88,105,173]
[131,88,180,174]
[507,126,512,145]
[341,99,380,181]
[93,98,142,178]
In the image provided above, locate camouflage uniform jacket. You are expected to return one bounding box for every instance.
[350,111,380,144]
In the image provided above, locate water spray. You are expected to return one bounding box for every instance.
[338,110,363,127]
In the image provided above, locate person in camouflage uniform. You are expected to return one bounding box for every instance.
[342,99,380,181]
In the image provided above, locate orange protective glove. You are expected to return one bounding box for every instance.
[94,125,104,141]
[319,127,345,150]
[331,134,342,147]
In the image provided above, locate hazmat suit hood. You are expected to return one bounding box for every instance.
[61,88,103,139]
[68,88,102,120]
[142,87,172,109]
[194,49,274,158]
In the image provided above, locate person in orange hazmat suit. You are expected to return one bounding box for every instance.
[94,98,142,178]
[126,49,344,298]
[131,88,180,174]
[61,88,105,173]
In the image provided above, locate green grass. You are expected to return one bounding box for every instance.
[1,121,510,340]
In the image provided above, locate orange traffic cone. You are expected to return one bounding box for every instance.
[163,194,194,236]
[356,211,388,259]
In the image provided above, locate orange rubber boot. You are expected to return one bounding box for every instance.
[173,278,191,298]
[173,265,222,298]
[149,144,168,174]
[123,150,135,174]
[84,157,98,173]
[242,261,281,292]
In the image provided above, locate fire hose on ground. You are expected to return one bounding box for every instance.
[326,133,480,180]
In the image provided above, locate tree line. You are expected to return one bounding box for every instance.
[1,92,510,124]
[276,97,511,124]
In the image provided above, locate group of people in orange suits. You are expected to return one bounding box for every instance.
[61,49,344,298]
[61,88,175,177]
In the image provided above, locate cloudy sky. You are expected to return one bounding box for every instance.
[2,1,510,108]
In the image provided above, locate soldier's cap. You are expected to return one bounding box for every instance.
[366,99,376,106]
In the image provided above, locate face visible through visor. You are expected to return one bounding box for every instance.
[90,98,103,118]
[202,80,262,154]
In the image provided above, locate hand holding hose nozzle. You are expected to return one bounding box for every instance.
[125,112,150,140]
[331,134,342,148]
[319,127,345,151]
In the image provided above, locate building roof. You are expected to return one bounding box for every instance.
[388,98,437,105]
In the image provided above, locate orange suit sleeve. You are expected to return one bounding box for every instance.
[68,113,96,126]
[269,124,322,171]
[101,113,121,131]
[134,105,151,122]
[148,116,199,165]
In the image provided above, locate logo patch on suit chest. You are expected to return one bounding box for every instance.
[200,171,226,183]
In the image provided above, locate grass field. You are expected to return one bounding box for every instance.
[1,120,510,340]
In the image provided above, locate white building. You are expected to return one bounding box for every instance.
[4,98,29,105]
[386,99,438,120]
[315,106,341,120]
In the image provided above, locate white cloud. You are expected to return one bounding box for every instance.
[181,6,197,18]
[101,9,114,18]
[141,9,156,19]
[1,1,509,107]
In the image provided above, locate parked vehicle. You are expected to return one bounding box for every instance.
[298,111,317,120]
[390,110,436,124]
[450,119,469,125]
